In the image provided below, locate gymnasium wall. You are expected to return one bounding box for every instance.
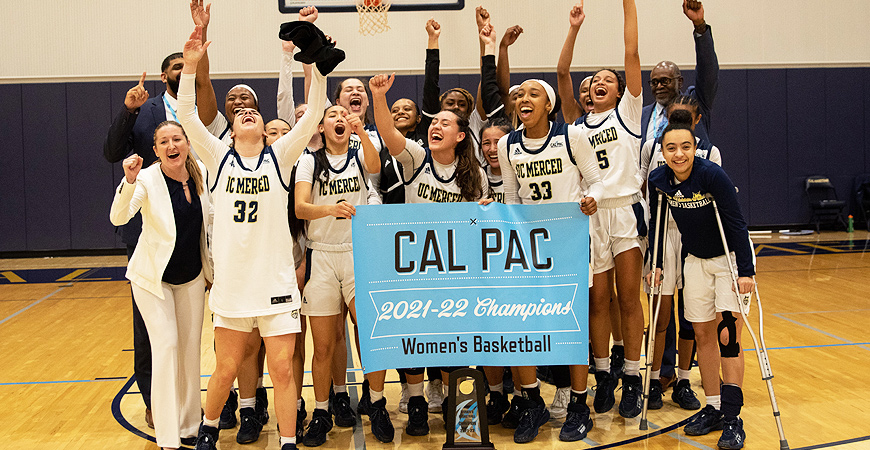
[2,0,869,252]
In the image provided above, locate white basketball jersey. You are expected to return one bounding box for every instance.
[299,149,368,246]
[208,147,300,318]
[486,164,505,204]
[404,149,466,203]
[505,122,584,204]
[579,100,643,199]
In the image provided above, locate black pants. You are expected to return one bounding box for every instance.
[128,244,152,409]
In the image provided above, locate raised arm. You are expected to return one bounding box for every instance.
[685,0,718,129]
[189,0,219,126]
[276,41,297,126]
[478,23,507,121]
[109,154,147,226]
[557,2,585,124]
[420,19,441,131]
[370,73,407,157]
[474,6,491,120]
[103,72,148,162]
[178,26,224,172]
[496,25,522,103]
[623,0,642,97]
[347,112,380,175]
[272,69,327,173]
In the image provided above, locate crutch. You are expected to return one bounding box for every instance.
[639,192,669,431]
[712,199,790,450]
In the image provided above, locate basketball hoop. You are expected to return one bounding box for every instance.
[356,0,391,35]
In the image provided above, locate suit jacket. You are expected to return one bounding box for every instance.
[640,26,719,149]
[109,162,213,300]
[103,94,169,245]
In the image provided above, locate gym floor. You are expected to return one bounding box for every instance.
[1,231,868,449]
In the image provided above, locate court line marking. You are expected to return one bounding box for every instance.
[0,286,66,326]
[792,434,870,450]
[772,313,870,352]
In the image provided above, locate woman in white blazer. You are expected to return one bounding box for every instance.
[110,120,212,450]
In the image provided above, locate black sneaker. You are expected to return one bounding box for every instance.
[220,390,238,429]
[610,345,625,379]
[333,392,356,427]
[405,395,429,436]
[513,397,550,444]
[281,444,298,450]
[297,398,307,440]
[180,436,197,446]
[648,379,664,410]
[302,409,333,447]
[592,371,616,413]
[501,395,522,429]
[194,424,219,450]
[684,405,724,436]
[236,407,264,444]
[255,386,269,425]
[486,391,510,425]
[357,379,371,417]
[559,402,593,442]
[718,416,746,449]
[368,398,395,443]
[672,379,702,410]
[619,374,643,418]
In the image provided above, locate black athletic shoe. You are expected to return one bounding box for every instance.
[302,409,333,447]
[717,416,746,449]
[405,395,429,436]
[255,386,269,425]
[357,379,371,417]
[672,379,702,410]
[610,345,625,379]
[194,424,219,450]
[501,395,522,429]
[236,407,264,444]
[592,371,616,413]
[619,375,643,418]
[281,444,298,450]
[486,391,510,425]
[333,392,357,428]
[648,379,664,410]
[513,397,550,444]
[220,390,238,429]
[297,398,307,440]
[559,402,593,442]
[180,436,197,446]
[368,398,395,443]
[684,405,724,436]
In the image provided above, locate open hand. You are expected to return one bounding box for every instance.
[183,26,211,65]
[124,72,149,112]
[190,0,211,28]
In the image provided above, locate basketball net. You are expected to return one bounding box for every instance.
[356,0,391,35]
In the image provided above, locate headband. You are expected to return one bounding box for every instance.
[229,84,259,106]
[527,79,556,113]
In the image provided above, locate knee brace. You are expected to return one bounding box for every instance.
[717,312,741,358]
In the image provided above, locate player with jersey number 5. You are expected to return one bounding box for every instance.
[647,122,754,450]
[176,23,339,450]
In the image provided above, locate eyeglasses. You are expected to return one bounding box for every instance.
[648,77,676,88]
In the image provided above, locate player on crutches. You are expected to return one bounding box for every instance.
[640,192,669,430]
[646,121,758,449]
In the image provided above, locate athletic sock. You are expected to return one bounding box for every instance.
[594,357,611,373]
[315,400,329,411]
[370,388,384,403]
[334,384,347,394]
[257,377,264,389]
[677,369,692,381]
[521,383,542,403]
[408,382,424,397]
[720,384,743,418]
[624,359,641,376]
[612,340,624,347]
[489,383,504,395]
[706,395,721,410]
[239,397,256,409]
[569,389,588,405]
[280,435,297,446]
[513,389,522,397]
[203,416,220,428]
[650,370,661,380]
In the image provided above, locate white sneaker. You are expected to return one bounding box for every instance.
[398,382,410,414]
[550,386,571,419]
[427,379,444,412]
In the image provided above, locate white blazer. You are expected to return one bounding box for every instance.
[109,162,213,299]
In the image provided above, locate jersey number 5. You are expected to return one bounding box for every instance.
[233,200,259,223]
[529,181,552,201]
[596,149,610,169]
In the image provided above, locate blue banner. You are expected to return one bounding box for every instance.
[352,202,589,373]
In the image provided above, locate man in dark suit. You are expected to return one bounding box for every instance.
[103,52,184,428]
[640,0,718,149]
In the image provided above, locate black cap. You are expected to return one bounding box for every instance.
[278,21,345,76]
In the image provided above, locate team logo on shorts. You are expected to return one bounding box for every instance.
[291,309,299,319]
[302,296,308,304]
